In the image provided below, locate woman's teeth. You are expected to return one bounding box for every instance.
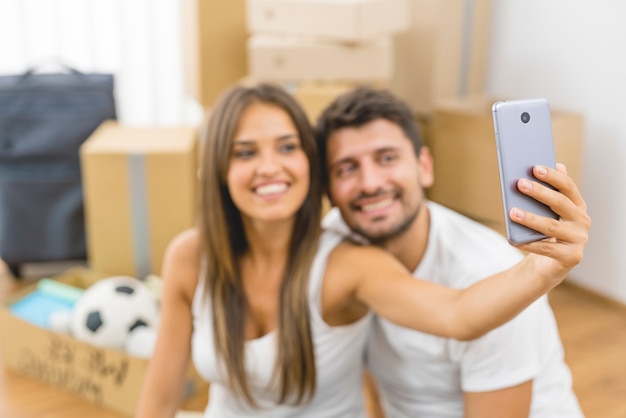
[256,183,287,196]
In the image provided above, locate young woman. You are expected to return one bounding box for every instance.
[136,83,587,418]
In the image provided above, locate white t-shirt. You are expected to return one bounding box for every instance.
[191,230,372,418]
[323,201,584,418]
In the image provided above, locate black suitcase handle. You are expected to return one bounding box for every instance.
[20,62,85,81]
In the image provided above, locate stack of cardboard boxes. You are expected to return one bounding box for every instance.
[181,0,493,118]
[246,0,408,83]
[245,0,410,122]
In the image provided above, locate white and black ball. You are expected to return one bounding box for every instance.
[70,276,160,350]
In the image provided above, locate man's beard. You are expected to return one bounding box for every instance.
[350,197,423,246]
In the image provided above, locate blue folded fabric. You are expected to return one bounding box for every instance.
[9,290,75,329]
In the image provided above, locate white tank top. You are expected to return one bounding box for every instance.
[191,230,372,417]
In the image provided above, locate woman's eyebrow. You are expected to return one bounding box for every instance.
[234,133,298,144]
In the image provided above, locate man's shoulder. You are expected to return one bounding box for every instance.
[321,207,371,246]
[425,201,524,273]
[427,201,503,239]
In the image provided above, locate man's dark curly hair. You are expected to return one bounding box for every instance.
[314,86,423,189]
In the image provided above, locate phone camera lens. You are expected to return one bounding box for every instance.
[521,112,530,124]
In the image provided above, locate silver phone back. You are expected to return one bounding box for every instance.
[492,98,558,244]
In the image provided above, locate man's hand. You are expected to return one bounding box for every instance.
[510,163,591,286]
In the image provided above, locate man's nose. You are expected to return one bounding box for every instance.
[358,162,385,193]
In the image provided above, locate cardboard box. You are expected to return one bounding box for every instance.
[292,82,357,123]
[80,121,198,279]
[246,0,410,42]
[426,96,584,228]
[0,268,206,417]
[290,81,389,123]
[182,0,248,108]
[389,0,492,116]
[237,79,389,123]
[248,34,393,83]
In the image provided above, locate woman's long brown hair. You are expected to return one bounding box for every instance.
[197,83,322,407]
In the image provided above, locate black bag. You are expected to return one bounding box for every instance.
[0,66,116,277]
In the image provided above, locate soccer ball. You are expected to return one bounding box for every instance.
[70,276,160,350]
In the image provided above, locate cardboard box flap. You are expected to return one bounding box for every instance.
[81,121,198,154]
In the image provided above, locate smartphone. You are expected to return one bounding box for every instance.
[492,98,558,245]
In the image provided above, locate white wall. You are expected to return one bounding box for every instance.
[487,1,626,303]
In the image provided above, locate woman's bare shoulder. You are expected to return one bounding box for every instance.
[162,228,202,303]
[326,240,403,281]
[166,228,201,260]
[329,240,396,265]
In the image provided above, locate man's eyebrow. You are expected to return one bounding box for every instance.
[375,146,401,154]
[328,156,355,171]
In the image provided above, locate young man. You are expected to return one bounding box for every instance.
[315,86,588,418]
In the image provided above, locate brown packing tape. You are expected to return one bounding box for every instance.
[128,153,151,280]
